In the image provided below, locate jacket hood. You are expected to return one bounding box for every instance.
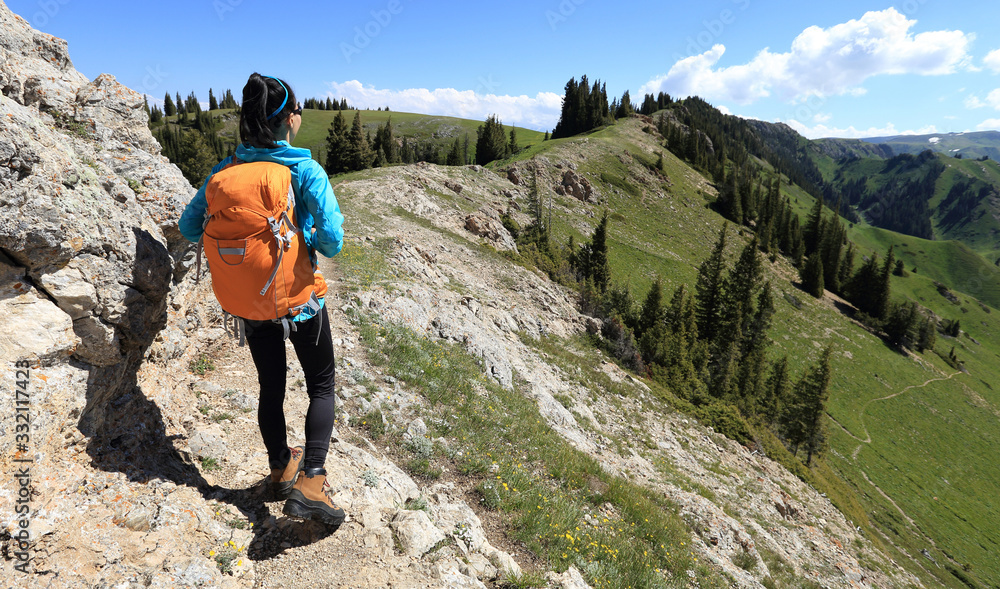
[235,141,314,166]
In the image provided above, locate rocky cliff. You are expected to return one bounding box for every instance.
[0,4,925,588]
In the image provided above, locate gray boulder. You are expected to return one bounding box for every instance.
[0,1,193,432]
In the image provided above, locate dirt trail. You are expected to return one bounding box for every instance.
[837,372,960,460]
[825,371,961,573]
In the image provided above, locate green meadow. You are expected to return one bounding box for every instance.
[482,117,1000,588]
[293,108,547,164]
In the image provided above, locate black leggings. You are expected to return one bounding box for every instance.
[245,307,336,471]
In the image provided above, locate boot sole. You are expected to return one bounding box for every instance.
[283,495,346,528]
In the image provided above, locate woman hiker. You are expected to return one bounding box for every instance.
[178,73,345,527]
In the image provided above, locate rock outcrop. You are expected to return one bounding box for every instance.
[0,4,191,436]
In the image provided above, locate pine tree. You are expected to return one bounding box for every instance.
[615,90,634,119]
[718,235,763,347]
[736,284,775,413]
[638,298,666,368]
[762,356,791,424]
[884,301,919,348]
[666,284,698,345]
[324,110,349,174]
[587,211,611,293]
[552,76,612,138]
[638,277,664,339]
[847,253,881,317]
[222,89,238,110]
[695,224,728,342]
[343,110,374,171]
[400,137,414,164]
[149,104,163,124]
[508,126,518,157]
[372,118,399,165]
[186,91,201,115]
[797,347,833,465]
[819,214,844,293]
[209,88,218,111]
[800,251,824,298]
[176,92,186,117]
[917,314,937,352]
[475,114,508,165]
[175,130,215,186]
[875,246,895,320]
[837,243,856,292]
[163,92,176,117]
[804,196,825,254]
[446,138,462,166]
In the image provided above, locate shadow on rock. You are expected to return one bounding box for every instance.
[245,507,341,561]
[76,229,256,515]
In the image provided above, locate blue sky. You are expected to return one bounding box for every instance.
[7,0,1000,138]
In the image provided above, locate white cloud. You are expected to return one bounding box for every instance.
[985,49,1000,73]
[977,118,1000,131]
[813,113,832,123]
[325,81,562,131]
[989,89,1000,109]
[641,8,973,105]
[784,119,938,140]
[965,94,986,109]
[968,89,1000,110]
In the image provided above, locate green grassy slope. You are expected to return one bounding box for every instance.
[823,150,1000,260]
[931,157,1000,258]
[292,109,547,163]
[848,227,1000,311]
[484,117,1000,588]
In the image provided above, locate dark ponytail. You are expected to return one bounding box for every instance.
[239,73,297,149]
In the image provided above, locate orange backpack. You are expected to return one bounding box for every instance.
[197,160,327,341]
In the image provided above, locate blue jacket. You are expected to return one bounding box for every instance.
[178,141,344,258]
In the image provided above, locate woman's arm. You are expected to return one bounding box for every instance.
[296,160,345,258]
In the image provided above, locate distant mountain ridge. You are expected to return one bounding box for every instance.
[859,130,1000,161]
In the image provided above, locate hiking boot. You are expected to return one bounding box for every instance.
[283,467,346,527]
[269,446,305,499]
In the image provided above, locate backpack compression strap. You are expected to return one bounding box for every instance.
[258,182,301,296]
